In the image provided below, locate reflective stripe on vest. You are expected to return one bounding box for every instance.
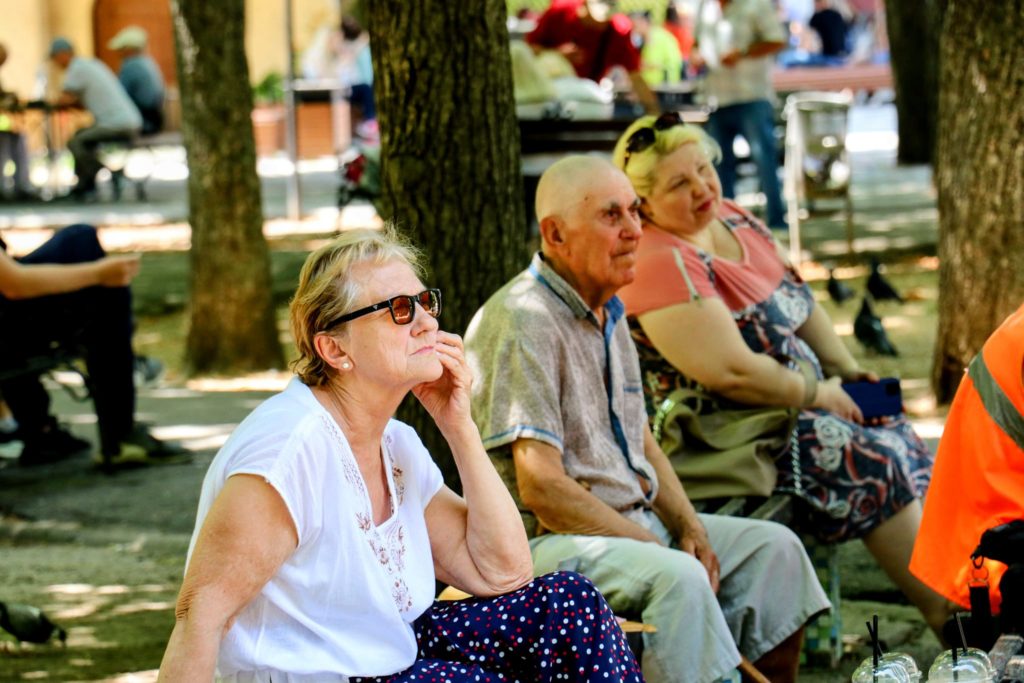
[968,352,1024,452]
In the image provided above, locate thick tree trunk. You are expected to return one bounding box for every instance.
[885,0,946,164]
[366,0,528,483]
[931,0,1024,402]
[171,0,284,374]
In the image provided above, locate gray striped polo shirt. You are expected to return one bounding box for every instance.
[466,253,658,519]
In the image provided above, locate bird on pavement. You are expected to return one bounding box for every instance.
[0,601,67,646]
[854,296,899,356]
[867,258,904,303]
[827,267,854,304]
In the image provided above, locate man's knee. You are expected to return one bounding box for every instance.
[649,548,714,596]
[58,224,100,243]
[742,519,806,563]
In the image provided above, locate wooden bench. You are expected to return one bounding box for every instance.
[518,107,707,155]
[772,63,893,96]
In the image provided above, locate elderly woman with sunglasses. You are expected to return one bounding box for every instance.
[611,115,952,637]
[158,228,643,683]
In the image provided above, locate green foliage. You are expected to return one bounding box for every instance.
[252,72,285,105]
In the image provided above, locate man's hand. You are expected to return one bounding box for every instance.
[556,42,584,66]
[95,254,141,287]
[678,516,721,592]
[720,49,743,67]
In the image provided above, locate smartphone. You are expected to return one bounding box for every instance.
[841,378,903,419]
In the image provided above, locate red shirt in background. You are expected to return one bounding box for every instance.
[526,0,640,81]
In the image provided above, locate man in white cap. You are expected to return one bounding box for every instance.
[108,26,165,134]
[49,37,141,199]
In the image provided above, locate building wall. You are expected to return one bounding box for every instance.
[0,0,339,98]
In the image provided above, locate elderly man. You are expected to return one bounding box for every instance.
[49,37,141,199]
[107,26,165,134]
[465,156,830,683]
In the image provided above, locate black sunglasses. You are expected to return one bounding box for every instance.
[326,288,442,328]
[622,111,685,169]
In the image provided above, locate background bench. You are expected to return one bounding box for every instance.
[772,63,893,96]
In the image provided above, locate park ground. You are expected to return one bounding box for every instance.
[0,101,950,681]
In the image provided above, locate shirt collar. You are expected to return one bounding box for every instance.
[528,252,624,328]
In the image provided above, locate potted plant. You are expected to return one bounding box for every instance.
[251,72,285,156]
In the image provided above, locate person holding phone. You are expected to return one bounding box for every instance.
[158,228,643,683]
[611,116,951,637]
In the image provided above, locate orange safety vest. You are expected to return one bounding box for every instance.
[910,303,1024,613]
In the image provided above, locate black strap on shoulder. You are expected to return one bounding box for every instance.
[589,24,614,82]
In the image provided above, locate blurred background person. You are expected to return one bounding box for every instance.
[693,0,787,229]
[808,0,851,64]
[301,15,376,138]
[0,43,38,201]
[107,26,166,135]
[663,2,696,76]
[629,10,684,86]
[527,0,661,114]
[49,37,141,200]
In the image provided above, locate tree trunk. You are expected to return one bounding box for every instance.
[885,0,946,164]
[170,0,284,374]
[365,0,528,483]
[932,0,1024,402]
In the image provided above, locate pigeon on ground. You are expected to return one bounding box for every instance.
[854,296,899,356]
[867,258,904,303]
[827,267,854,304]
[0,601,67,646]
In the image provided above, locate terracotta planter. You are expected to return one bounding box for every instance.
[251,104,285,157]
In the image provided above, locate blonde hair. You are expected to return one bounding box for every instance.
[611,117,722,199]
[289,226,424,386]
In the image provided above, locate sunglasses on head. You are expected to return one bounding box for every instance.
[326,288,442,328]
[622,111,685,169]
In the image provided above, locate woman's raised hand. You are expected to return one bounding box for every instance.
[412,331,474,435]
[813,376,864,423]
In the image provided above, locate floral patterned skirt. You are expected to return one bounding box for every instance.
[775,410,933,543]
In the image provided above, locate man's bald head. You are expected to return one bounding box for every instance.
[533,155,643,308]
[535,155,621,224]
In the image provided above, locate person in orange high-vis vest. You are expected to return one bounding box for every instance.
[911,302,1024,614]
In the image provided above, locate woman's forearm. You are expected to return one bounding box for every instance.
[157,610,224,681]
[797,304,858,377]
[446,424,532,586]
[707,352,808,407]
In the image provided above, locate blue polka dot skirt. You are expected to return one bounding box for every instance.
[352,571,645,682]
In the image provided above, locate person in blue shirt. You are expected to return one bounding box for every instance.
[107,26,165,134]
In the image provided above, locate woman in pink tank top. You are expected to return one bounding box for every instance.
[610,114,951,637]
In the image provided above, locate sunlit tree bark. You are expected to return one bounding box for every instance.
[931,0,1024,400]
[170,0,284,374]
[365,0,528,481]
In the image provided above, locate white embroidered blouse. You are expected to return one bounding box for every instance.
[187,378,444,681]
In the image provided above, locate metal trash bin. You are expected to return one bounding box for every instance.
[783,91,854,260]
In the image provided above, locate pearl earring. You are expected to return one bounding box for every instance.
[341,362,351,370]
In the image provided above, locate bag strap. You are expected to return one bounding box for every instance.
[671,247,702,303]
